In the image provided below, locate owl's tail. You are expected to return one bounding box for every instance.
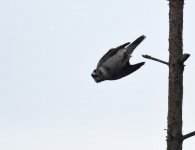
[125,35,146,55]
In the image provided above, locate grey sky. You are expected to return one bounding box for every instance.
[0,0,194,150]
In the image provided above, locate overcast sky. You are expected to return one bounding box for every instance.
[0,0,195,150]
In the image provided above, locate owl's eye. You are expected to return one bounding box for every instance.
[91,74,98,77]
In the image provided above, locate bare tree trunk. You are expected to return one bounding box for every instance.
[143,0,195,148]
[167,0,184,150]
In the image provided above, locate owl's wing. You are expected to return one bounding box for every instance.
[111,62,145,80]
[97,42,130,68]
[125,35,146,56]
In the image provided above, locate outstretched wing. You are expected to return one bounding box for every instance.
[110,62,145,80]
[125,35,146,56]
[97,42,130,68]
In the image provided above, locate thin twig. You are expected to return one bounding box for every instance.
[181,53,190,63]
[183,131,195,141]
[142,55,169,65]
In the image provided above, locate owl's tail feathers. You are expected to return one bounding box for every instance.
[125,35,146,55]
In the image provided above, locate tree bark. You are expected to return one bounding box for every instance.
[167,0,184,150]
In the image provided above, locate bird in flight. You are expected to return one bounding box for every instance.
[91,35,146,83]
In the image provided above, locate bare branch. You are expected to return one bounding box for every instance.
[142,55,169,65]
[181,53,190,63]
[183,131,195,141]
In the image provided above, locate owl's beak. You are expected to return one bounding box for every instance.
[91,73,96,78]
[91,70,97,77]
[91,70,100,83]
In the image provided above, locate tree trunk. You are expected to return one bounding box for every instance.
[167,0,184,150]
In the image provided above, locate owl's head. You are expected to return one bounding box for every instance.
[91,69,105,83]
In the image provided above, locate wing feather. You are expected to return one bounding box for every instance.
[97,42,130,67]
